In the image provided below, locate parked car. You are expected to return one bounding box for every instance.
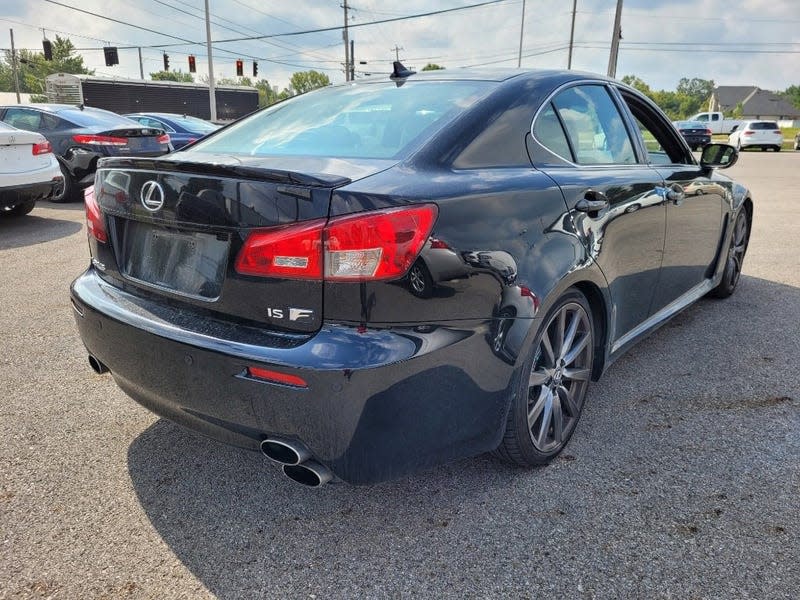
[0,121,63,217]
[123,112,220,150]
[728,120,783,151]
[794,131,800,151]
[0,104,172,202]
[673,120,712,150]
[687,111,742,134]
[71,66,751,487]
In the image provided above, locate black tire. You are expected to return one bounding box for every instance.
[408,259,434,298]
[774,146,781,152]
[51,162,81,203]
[495,289,595,466]
[2,199,36,217]
[709,209,749,299]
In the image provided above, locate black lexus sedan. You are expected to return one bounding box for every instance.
[71,67,752,486]
[0,104,172,202]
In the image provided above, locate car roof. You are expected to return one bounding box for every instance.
[125,112,191,119]
[0,103,116,115]
[344,67,613,86]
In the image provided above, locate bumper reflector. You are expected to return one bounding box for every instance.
[245,366,308,388]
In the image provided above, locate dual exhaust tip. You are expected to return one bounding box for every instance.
[88,355,330,487]
[260,438,333,487]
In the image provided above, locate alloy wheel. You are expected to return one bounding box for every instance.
[526,302,593,453]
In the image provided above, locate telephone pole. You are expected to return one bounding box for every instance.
[517,0,526,67]
[607,0,623,78]
[391,45,403,61]
[567,0,577,69]
[137,47,144,79]
[342,0,350,81]
[205,0,217,121]
[9,29,21,104]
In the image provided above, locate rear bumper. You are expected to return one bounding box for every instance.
[0,179,63,209]
[70,269,520,484]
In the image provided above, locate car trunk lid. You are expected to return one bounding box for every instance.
[92,155,394,333]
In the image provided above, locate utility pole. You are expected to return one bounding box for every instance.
[517,0,526,67]
[391,45,403,61]
[9,29,21,104]
[607,0,623,78]
[205,0,217,121]
[342,0,350,81]
[137,47,144,79]
[350,39,355,81]
[567,0,577,69]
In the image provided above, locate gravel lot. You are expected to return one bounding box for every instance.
[1,152,798,599]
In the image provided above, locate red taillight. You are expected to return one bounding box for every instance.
[72,134,127,146]
[429,238,450,250]
[157,134,170,144]
[705,129,712,135]
[84,186,108,243]
[235,205,438,281]
[246,366,308,388]
[32,141,52,155]
[743,130,754,136]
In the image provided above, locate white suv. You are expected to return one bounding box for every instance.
[728,121,784,152]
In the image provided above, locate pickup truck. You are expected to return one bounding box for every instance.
[687,112,743,134]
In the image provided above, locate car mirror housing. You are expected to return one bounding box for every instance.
[700,143,738,170]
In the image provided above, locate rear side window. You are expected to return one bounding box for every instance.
[3,108,42,131]
[532,104,573,161]
[550,85,636,165]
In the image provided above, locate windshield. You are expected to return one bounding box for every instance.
[186,80,493,159]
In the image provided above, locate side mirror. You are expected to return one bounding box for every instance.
[700,143,738,170]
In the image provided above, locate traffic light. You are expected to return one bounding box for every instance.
[103,47,119,67]
[252,61,258,77]
[188,55,196,73]
[42,38,53,61]
[235,59,243,77]
[163,53,170,71]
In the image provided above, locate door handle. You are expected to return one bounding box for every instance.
[576,190,609,214]
[666,183,685,205]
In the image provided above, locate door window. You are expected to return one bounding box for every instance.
[549,85,636,165]
[619,91,692,165]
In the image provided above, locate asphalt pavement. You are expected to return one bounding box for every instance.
[1,151,798,599]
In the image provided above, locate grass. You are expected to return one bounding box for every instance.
[712,127,798,150]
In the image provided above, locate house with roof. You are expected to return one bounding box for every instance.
[709,86,800,127]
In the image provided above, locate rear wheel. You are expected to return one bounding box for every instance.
[710,209,749,299]
[496,289,594,466]
[2,199,36,217]
[51,163,80,203]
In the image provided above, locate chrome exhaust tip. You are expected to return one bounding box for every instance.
[282,460,333,487]
[88,355,109,374]
[260,438,311,466]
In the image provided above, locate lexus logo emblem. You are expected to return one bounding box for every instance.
[140,180,165,212]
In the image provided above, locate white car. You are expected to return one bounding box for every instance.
[728,120,784,152]
[0,121,63,217]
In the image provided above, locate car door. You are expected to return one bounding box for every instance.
[530,84,667,343]
[615,88,726,314]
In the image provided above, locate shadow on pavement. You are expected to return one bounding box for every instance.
[126,274,800,598]
[0,213,83,250]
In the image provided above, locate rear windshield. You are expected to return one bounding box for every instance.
[166,115,219,133]
[675,121,706,129]
[58,108,137,128]
[749,121,779,130]
[186,81,493,159]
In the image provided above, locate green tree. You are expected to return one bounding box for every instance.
[284,70,330,96]
[421,63,445,71]
[256,79,281,107]
[780,85,800,109]
[0,35,93,94]
[621,75,652,95]
[150,70,194,82]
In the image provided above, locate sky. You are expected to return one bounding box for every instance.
[1,0,798,92]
